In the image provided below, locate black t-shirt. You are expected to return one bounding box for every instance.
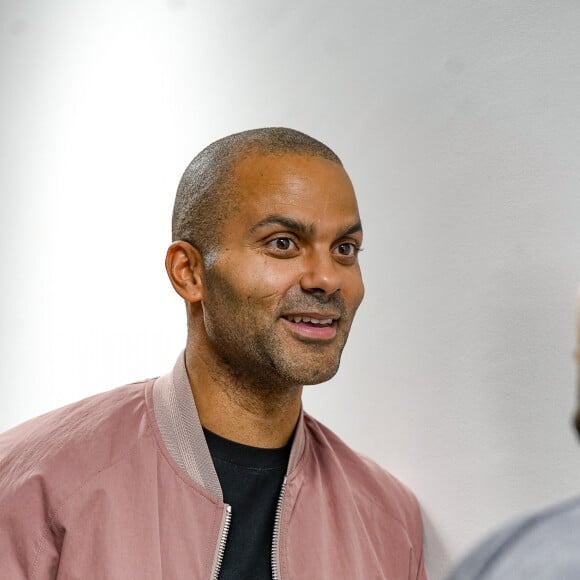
[203,428,291,580]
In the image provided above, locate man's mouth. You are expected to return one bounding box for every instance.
[283,315,335,326]
[280,313,339,340]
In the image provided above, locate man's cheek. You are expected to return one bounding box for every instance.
[246,270,296,304]
[246,287,286,304]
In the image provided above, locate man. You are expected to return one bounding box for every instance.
[448,288,580,580]
[0,128,426,579]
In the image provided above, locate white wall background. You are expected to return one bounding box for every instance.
[2,1,580,578]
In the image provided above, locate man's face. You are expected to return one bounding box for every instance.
[199,153,365,389]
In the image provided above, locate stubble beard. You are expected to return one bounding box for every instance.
[202,269,353,396]
[205,311,349,394]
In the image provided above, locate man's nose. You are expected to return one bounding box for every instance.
[299,251,342,296]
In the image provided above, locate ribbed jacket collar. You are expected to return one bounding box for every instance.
[152,352,306,500]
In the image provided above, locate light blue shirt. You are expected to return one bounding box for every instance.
[448,496,580,580]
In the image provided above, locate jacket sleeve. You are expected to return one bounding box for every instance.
[0,520,60,580]
[0,432,61,579]
[415,545,428,580]
[411,509,428,580]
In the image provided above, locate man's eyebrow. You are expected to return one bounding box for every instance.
[250,216,363,239]
[250,216,315,236]
[338,221,363,239]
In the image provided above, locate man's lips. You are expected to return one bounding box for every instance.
[280,313,339,340]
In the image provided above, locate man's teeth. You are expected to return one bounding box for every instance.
[287,316,334,325]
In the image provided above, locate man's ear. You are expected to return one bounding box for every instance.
[165,241,205,303]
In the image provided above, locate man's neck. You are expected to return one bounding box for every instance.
[184,345,303,448]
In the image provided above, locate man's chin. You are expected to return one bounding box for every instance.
[285,345,346,385]
[289,361,341,386]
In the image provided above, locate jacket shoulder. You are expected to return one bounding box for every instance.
[0,379,156,507]
[303,412,423,534]
[0,379,161,578]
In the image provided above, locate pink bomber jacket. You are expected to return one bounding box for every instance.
[0,354,427,579]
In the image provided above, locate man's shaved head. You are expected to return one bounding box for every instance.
[172,127,342,263]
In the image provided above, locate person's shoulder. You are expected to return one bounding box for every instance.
[448,495,580,580]
[0,378,157,506]
[303,412,422,529]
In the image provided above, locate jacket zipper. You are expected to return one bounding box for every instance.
[211,504,232,580]
[212,476,287,580]
[271,475,288,580]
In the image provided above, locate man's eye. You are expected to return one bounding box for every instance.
[336,242,358,256]
[269,237,296,251]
